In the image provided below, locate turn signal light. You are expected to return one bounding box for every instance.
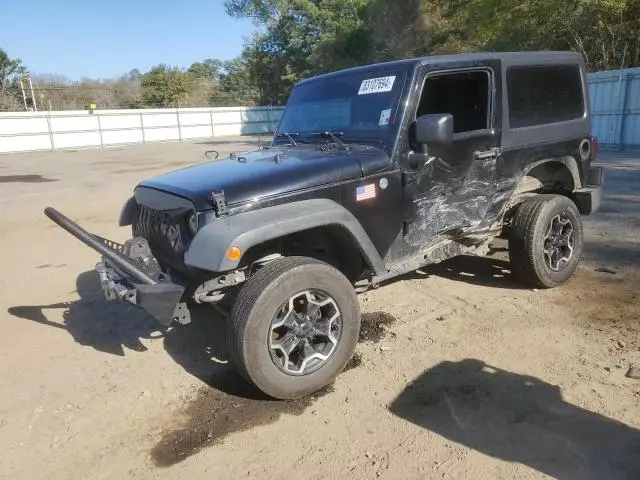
[226,246,242,261]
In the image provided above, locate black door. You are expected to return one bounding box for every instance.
[404,67,501,247]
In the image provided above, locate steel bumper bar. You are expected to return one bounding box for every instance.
[45,207,190,326]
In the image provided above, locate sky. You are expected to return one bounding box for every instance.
[1,0,256,80]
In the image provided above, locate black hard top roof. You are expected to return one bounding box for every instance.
[298,51,584,85]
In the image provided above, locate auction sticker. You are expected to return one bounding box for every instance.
[358,76,396,95]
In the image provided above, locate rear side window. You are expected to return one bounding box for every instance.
[507,65,584,128]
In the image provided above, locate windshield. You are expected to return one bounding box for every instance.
[276,69,408,140]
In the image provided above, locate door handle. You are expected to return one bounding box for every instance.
[474,147,502,160]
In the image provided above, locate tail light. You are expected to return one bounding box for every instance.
[590,136,599,160]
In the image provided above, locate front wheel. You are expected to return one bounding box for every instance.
[228,257,360,399]
[508,194,584,288]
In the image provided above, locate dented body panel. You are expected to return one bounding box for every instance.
[47,51,603,326]
[133,51,600,280]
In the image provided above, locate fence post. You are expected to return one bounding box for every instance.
[96,112,104,149]
[45,112,54,151]
[617,72,631,151]
[176,108,182,142]
[210,108,215,138]
[140,113,146,143]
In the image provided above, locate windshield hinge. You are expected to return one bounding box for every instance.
[211,191,229,217]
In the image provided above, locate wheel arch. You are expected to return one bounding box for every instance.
[119,196,138,227]
[239,224,367,282]
[521,156,583,193]
[508,193,584,288]
[184,199,387,276]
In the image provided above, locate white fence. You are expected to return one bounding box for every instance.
[588,67,640,150]
[0,106,285,154]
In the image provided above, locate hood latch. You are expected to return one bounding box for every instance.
[211,191,229,217]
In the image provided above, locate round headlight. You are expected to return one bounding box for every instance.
[187,212,198,235]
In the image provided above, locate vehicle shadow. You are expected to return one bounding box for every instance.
[8,271,160,356]
[8,270,263,399]
[402,254,531,290]
[162,304,267,399]
[390,359,640,480]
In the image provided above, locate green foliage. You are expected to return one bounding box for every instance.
[140,64,191,107]
[5,0,640,111]
[225,0,282,20]
[0,48,27,110]
[434,0,639,70]
[223,0,377,103]
[127,69,142,80]
[225,0,640,104]
[187,59,224,80]
[215,56,260,105]
[1,46,258,110]
[221,0,457,102]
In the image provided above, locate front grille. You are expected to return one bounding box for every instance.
[133,205,189,269]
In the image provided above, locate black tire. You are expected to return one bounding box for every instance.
[509,194,583,288]
[228,256,360,399]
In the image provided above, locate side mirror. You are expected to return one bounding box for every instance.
[415,113,453,151]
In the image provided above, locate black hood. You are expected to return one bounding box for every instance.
[138,145,390,210]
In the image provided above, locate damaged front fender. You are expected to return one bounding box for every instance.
[184,199,387,275]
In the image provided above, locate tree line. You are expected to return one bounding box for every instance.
[2,0,639,111]
[0,53,258,111]
[225,0,640,104]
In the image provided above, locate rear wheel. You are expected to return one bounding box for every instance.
[228,256,360,399]
[509,194,583,288]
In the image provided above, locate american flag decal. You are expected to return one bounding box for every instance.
[356,184,376,201]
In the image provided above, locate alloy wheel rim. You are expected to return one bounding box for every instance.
[543,214,575,271]
[268,290,342,376]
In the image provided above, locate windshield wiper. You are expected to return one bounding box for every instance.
[306,131,348,151]
[273,132,299,147]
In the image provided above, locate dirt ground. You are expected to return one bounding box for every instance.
[1,138,639,480]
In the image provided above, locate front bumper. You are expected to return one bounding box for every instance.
[44,207,190,327]
[95,259,190,326]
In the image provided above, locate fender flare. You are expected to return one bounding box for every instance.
[184,199,387,275]
[523,156,583,191]
[119,196,138,227]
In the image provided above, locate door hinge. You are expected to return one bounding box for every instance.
[211,190,228,217]
[474,147,502,160]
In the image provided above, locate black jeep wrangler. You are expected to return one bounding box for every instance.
[47,51,602,399]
